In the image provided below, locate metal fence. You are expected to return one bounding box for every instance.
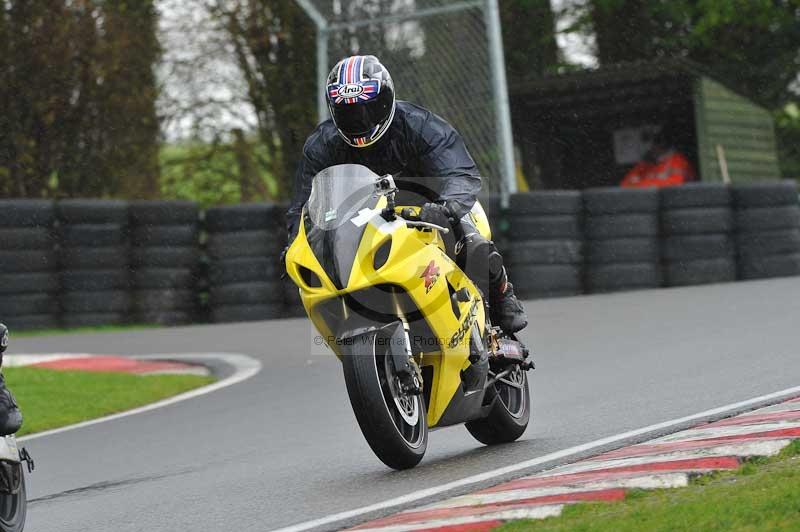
[295,0,515,197]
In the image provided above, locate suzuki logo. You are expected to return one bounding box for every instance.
[420,260,440,293]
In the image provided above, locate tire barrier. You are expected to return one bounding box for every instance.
[129,201,200,325]
[204,204,284,323]
[660,183,736,287]
[0,200,59,330]
[56,200,131,327]
[1,184,798,331]
[732,181,800,280]
[504,191,583,299]
[583,188,660,293]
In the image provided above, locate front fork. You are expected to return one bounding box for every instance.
[392,320,423,396]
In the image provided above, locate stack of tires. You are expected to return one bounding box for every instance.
[732,181,800,280]
[660,183,736,286]
[205,204,283,323]
[57,200,131,328]
[0,200,59,330]
[129,201,200,325]
[583,188,661,293]
[505,191,583,299]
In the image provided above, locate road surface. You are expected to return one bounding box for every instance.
[15,277,800,531]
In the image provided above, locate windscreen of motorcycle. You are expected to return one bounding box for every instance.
[306,164,381,289]
[307,164,380,230]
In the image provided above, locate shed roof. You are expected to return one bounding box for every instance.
[511,59,704,94]
[509,59,764,115]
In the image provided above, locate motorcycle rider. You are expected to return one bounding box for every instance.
[0,324,23,436]
[286,55,527,334]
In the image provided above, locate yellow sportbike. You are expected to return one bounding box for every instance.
[285,164,534,470]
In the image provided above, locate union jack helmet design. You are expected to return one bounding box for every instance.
[326,55,395,148]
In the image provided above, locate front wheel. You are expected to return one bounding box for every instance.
[0,465,26,532]
[342,330,428,470]
[466,364,530,445]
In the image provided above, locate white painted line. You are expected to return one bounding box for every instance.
[272,384,800,532]
[541,439,791,477]
[417,485,614,511]
[579,472,689,491]
[750,401,800,414]
[649,421,800,444]
[18,353,261,443]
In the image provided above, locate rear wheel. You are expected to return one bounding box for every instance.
[0,466,26,532]
[466,364,530,445]
[342,330,427,470]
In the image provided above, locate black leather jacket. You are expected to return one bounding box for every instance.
[286,101,482,237]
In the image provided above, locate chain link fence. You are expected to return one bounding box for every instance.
[296,0,514,195]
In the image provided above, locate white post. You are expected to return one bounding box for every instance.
[294,0,329,123]
[485,0,517,205]
[317,28,329,124]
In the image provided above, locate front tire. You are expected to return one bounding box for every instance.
[0,467,26,532]
[342,330,427,470]
[466,365,530,445]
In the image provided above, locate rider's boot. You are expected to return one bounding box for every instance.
[0,325,22,436]
[489,268,528,334]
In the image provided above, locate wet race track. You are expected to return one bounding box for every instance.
[15,276,800,531]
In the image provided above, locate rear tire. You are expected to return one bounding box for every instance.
[466,365,530,445]
[0,467,26,532]
[342,330,427,470]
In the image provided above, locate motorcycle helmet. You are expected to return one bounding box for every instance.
[326,55,395,148]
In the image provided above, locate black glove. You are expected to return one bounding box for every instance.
[419,202,453,230]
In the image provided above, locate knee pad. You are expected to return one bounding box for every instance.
[457,234,504,289]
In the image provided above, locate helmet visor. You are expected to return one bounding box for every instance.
[331,91,393,138]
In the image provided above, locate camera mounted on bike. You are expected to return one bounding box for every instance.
[373,174,397,198]
[374,175,398,221]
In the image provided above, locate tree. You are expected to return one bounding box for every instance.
[102,0,162,199]
[209,0,317,199]
[501,0,560,86]
[584,0,799,108]
[0,0,161,199]
[0,1,82,197]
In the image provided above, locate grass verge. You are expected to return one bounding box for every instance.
[500,440,800,532]
[5,367,214,437]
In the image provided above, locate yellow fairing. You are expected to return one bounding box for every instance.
[285,199,489,427]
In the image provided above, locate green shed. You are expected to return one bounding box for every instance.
[511,60,781,189]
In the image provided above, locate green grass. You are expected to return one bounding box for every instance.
[499,441,800,532]
[14,324,160,338]
[4,367,214,437]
